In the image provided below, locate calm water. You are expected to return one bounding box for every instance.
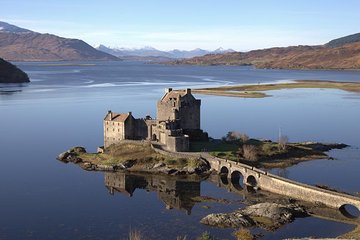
[1,61,360,239]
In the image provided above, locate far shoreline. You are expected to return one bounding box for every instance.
[191,80,360,98]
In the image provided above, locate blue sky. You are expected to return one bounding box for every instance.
[1,0,360,51]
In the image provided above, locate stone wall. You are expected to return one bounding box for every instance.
[165,135,190,152]
[104,120,125,148]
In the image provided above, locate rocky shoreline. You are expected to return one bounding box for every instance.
[200,202,308,230]
[57,146,211,176]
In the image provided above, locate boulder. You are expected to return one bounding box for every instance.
[57,151,69,161]
[200,212,254,228]
[153,162,165,169]
[69,146,86,154]
[200,202,307,230]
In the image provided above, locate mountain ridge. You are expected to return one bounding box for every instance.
[96,45,235,59]
[0,21,119,61]
[170,33,360,69]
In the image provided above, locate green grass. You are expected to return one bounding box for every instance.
[190,141,239,160]
[190,139,332,168]
[79,142,199,168]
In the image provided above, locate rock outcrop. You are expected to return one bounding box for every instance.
[0,58,29,83]
[200,202,308,230]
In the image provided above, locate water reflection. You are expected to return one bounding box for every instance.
[104,172,201,215]
[103,171,360,227]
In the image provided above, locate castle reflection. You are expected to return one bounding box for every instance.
[103,171,360,225]
[104,172,201,215]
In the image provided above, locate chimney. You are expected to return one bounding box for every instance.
[108,110,112,120]
[186,88,191,94]
[128,111,132,116]
[165,88,173,93]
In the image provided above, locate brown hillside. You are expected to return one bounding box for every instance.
[0,32,119,61]
[172,43,360,70]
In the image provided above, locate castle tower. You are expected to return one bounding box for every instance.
[156,88,201,130]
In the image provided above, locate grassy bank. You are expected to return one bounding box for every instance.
[192,80,360,98]
[190,138,346,169]
[79,142,199,169]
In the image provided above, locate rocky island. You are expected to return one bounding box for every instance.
[0,57,29,83]
[58,88,347,173]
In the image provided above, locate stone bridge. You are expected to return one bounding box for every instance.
[201,153,360,213]
[151,143,360,214]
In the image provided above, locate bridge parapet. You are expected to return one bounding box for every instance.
[203,154,360,212]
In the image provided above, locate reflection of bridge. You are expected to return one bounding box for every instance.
[202,153,360,213]
[104,172,200,214]
[207,174,360,225]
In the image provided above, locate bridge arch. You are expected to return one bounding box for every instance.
[230,171,244,190]
[220,166,230,185]
[339,204,360,219]
[246,175,257,187]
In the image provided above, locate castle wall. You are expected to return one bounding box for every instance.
[156,92,200,130]
[134,119,148,139]
[165,135,189,152]
[178,98,200,130]
[104,120,126,148]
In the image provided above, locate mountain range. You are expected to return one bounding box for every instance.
[0,21,118,61]
[171,33,360,69]
[95,45,234,60]
[1,21,360,69]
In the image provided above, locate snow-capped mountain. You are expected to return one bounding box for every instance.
[0,21,33,33]
[96,45,235,59]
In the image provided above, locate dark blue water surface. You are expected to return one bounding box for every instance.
[0,61,360,239]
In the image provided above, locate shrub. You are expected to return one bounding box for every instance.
[242,145,259,161]
[196,231,214,240]
[239,133,249,143]
[234,228,255,240]
[261,143,274,155]
[278,135,289,151]
[128,229,143,240]
[225,131,241,141]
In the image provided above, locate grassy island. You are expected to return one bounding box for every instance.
[57,141,209,175]
[192,80,360,98]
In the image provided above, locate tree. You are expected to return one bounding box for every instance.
[242,145,259,161]
[278,135,289,151]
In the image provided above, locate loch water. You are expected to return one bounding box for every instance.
[1,61,360,239]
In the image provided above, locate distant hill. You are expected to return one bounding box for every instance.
[0,57,29,83]
[325,33,360,48]
[96,45,234,60]
[171,33,360,70]
[0,21,119,61]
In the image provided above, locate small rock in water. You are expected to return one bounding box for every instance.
[200,212,254,228]
[57,151,69,161]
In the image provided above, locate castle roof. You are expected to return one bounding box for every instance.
[160,89,192,102]
[104,111,131,122]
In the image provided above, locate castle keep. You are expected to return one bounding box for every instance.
[104,88,208,151]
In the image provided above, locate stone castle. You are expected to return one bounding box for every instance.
[103,88,208,151]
